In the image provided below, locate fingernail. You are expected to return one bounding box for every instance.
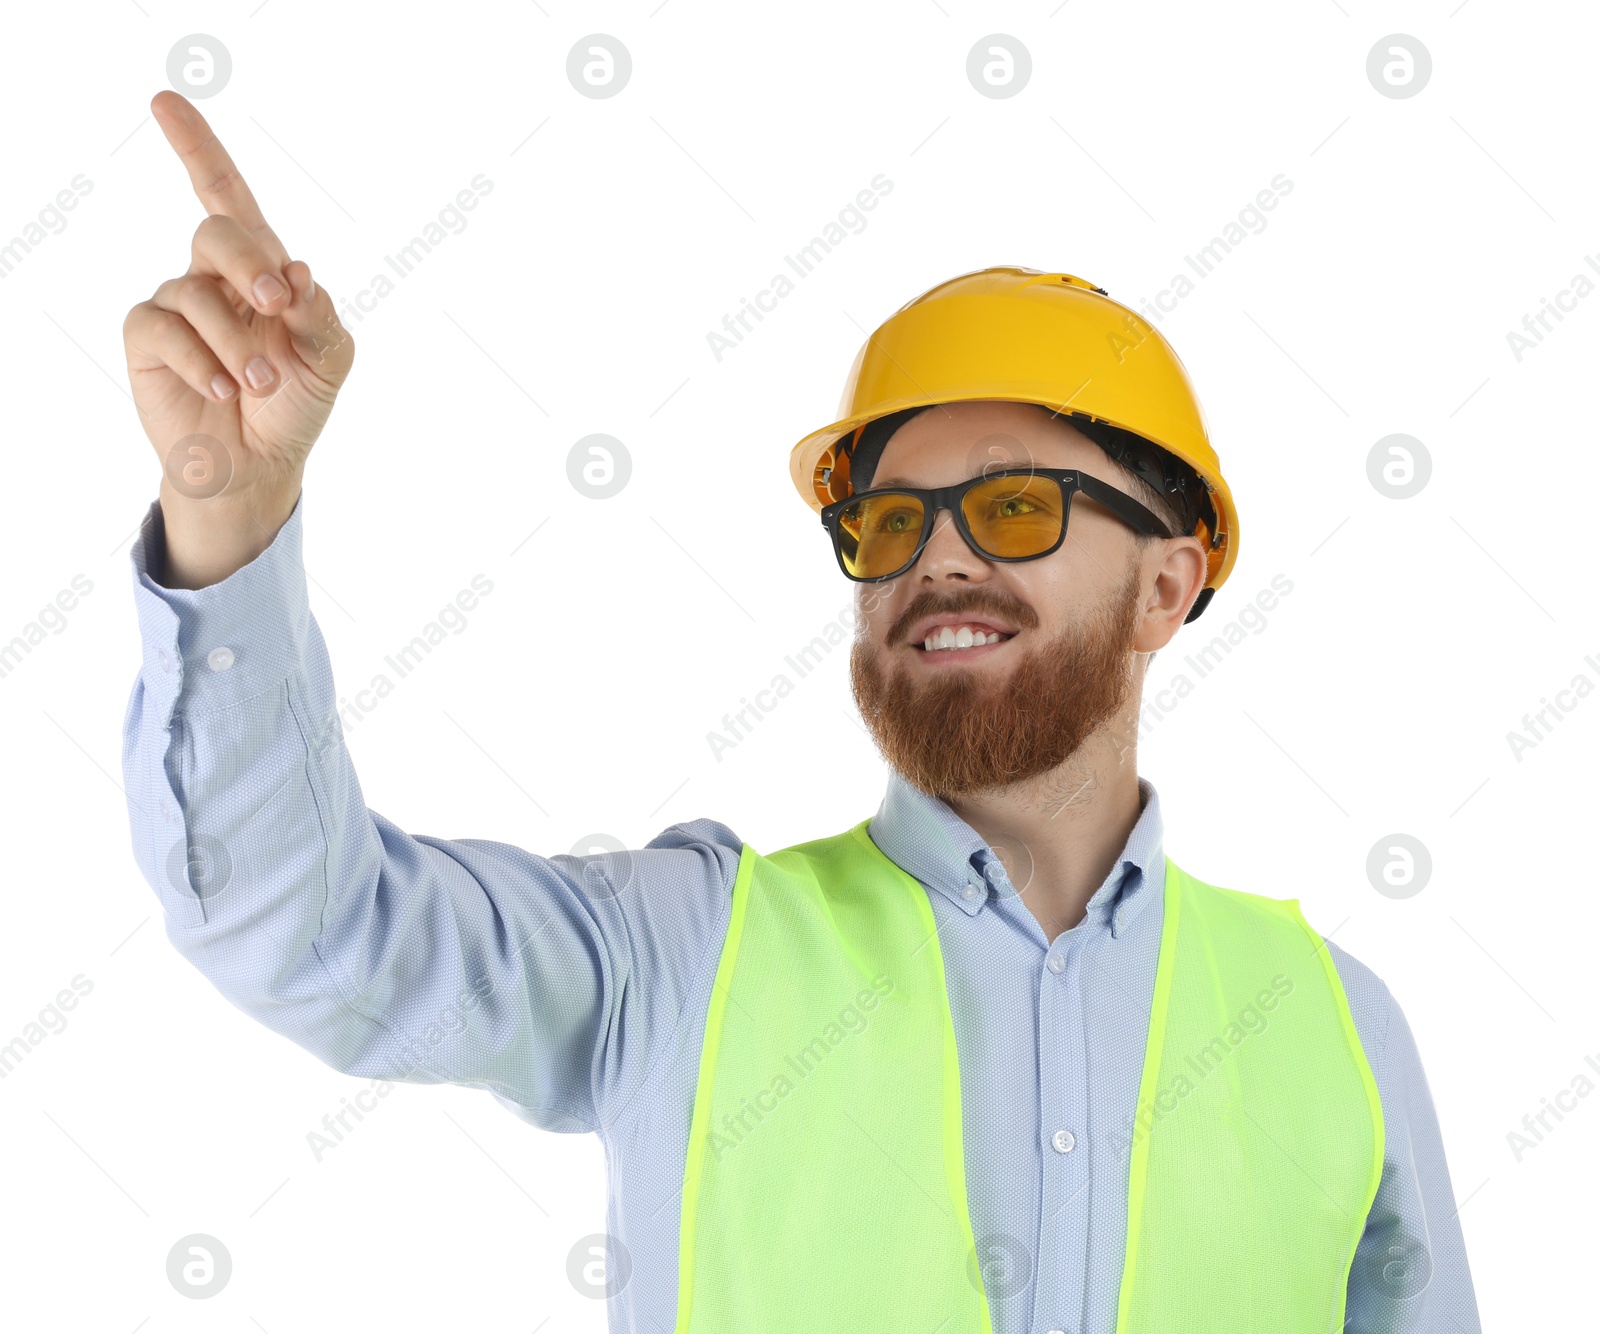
[304,270,316,302]
[244,357,276,390]
[252,274,287,307]
[210,372,237,400]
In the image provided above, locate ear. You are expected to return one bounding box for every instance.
[1133,537,1209,652]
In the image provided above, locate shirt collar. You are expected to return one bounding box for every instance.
[866,767,1166,938]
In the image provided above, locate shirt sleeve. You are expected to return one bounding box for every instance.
[1328,942,1484,1332]
[120,493,742,1134]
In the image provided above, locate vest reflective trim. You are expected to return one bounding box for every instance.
[674,820,1382,1333]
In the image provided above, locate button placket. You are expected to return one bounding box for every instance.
[1062,934,1094,1325]
[1035,929,1076,1333]
[1036,929,1093,1330]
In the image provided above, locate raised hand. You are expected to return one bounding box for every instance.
[123,90,356,588]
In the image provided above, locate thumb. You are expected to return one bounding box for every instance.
[278,259,354,381]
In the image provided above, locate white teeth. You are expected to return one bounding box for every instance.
[921,627,1007,652]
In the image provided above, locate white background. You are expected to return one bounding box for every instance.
[1,1,1594,1328]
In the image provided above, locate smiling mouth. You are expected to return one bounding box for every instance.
[914,628,1018,657]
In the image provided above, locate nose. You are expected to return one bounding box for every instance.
[910,503,991,581]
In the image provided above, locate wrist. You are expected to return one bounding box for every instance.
[155,476,302,590]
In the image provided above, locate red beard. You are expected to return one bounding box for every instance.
[849,562,1143,799]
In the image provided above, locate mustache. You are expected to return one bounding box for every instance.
[887,588,1040,645]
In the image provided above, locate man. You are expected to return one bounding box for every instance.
[121,91,1481,1332]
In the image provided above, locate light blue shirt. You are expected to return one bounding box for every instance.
[121,494,1481,1333]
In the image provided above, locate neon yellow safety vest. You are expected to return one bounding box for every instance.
[674,819,1384,1333]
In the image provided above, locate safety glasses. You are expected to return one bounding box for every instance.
[819,467,1174,582]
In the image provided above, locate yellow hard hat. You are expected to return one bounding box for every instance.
[789,266,1238,616]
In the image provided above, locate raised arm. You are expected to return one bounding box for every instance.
[119,92,741,1134]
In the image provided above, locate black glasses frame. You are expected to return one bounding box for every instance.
[819,467,1175,584]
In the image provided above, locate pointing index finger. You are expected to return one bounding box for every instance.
[150,90,288,264]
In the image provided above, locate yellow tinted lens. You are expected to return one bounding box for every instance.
[837,492,926,578]
[962,473,1065,558]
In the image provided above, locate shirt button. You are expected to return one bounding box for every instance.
[1051,1128,1077,1154]
[962,881,981,902]
[1046,952,1065,974]
[207,646,236,672]
[1048,1328,1067,1334]
[157,648,173,673]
